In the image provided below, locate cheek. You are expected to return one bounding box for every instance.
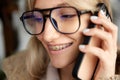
[36,35,49,51]
[69,15,90,47]
[79,14,90,31]
[36,35,45,45]
[36,35,42,41]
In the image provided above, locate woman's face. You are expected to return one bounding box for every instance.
[35,0,90,68]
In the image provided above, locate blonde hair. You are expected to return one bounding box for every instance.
[26,0,112,80]
[65,0,112,18]
[26,36,49,80]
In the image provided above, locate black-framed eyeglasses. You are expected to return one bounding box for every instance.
[20,6,91,35]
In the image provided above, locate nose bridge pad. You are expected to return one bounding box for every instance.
[51,18,58,29]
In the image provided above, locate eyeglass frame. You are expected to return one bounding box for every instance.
[20,6,92,35]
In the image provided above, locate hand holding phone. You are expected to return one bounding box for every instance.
[72,3,111,80]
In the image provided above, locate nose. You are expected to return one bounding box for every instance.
[41,18,60,42]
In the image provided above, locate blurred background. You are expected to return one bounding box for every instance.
[0,0,31,79]
[0,0,120,75]
[0,0,30,68]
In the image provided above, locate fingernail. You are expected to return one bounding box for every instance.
[100,10,106,15]
[79,45,86,51]
[83,29,90,33]
[90,16,98,20]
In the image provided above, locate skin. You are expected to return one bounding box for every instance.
[34,0,118,80]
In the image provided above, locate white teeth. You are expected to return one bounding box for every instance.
[49,43,72,51]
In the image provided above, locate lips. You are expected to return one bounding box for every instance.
[48,42,73,51]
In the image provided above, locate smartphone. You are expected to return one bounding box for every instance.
[72,3,111,80]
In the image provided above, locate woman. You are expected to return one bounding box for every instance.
[2,0,120,80]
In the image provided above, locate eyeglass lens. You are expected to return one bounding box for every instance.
[22,7,80,35]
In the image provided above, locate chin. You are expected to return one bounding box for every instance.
[50,58,67,68]
[50,55,76,69]
[46,41,80,68]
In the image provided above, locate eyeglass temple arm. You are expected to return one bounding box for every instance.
[80,10,92,15]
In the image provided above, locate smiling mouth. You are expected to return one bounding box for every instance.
[48,42,73,51]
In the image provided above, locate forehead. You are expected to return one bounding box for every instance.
[34,0,66,9]
[34,0,97,10]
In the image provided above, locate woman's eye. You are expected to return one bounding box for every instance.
[61,14,76,19]
[24,15,34,19]
[34,17,43,22]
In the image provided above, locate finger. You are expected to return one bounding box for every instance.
[79,45,105,61]
[98,10,118,42]
[90,16,118,42]
[79,45,117,64]
[83,28,114,51]
[98,10,111,21]
[90,16,116,32]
